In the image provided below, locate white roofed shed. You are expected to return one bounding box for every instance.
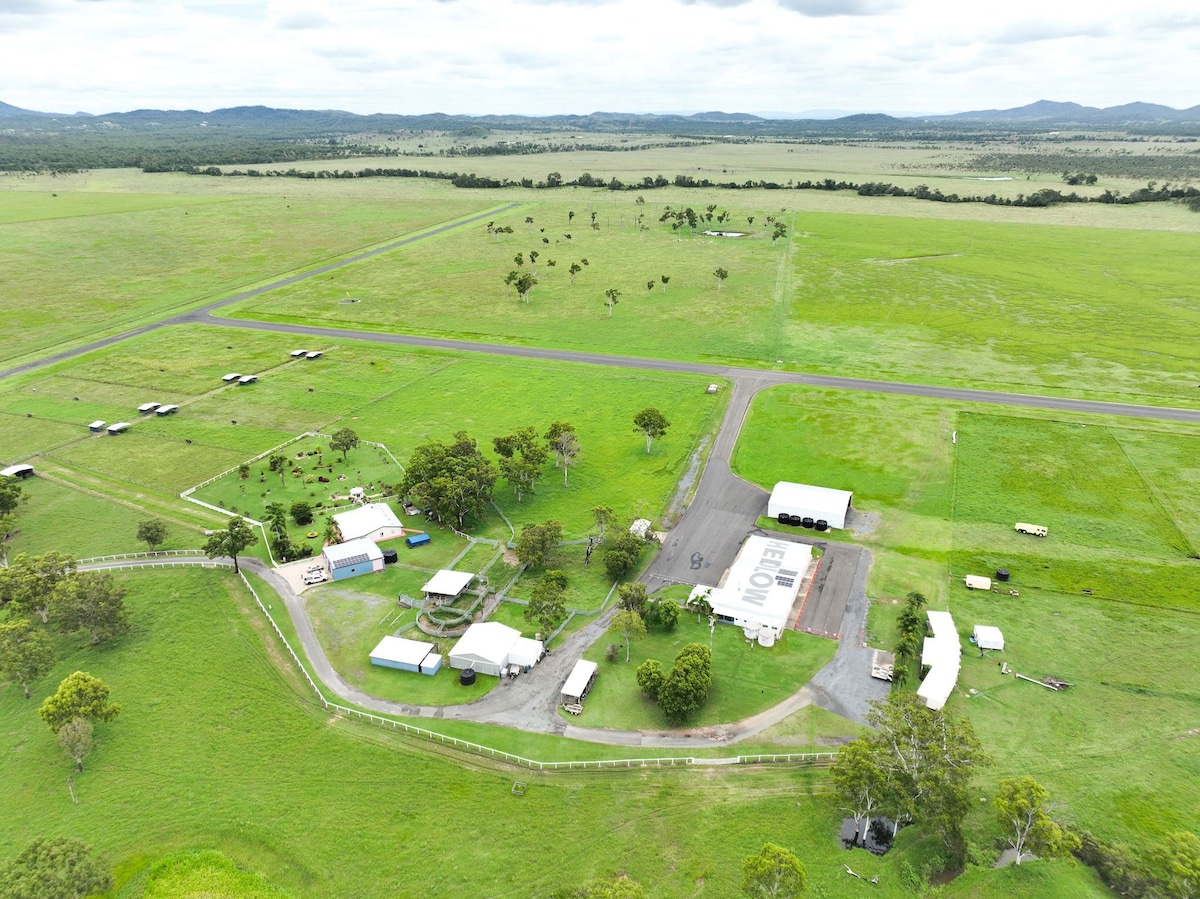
[561,659,598,706]
[333,502,404,542]
[917,610,962,710]
[369,635,435,672]
[973,625,1005,651]
[422,569,474,601]
[768,481,853,529]
[708,535,812,637]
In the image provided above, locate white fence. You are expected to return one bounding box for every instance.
[76,550,208,564]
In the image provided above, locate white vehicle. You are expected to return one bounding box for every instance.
[964,575,992,591]
[1015,522,1048,537]
[303,571,327,585]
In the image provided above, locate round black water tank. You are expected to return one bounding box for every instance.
[460,668,476,686]
[777,513,790,525]
[995,568,1010,582]
[382,548,398,565]
[815,519,829,531]
[801,517,814,529]
[785,514,800,526]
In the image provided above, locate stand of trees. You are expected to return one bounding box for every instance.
[399,431,498,529]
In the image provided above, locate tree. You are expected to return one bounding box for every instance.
[57,717,94,772]
[635,659,665,698]
[49,571,130,645]
[525,570,568,636]
[290,501,314,526]
[515,520,563,569]
[323,516,339,544]
[592,505,616,538]
[515,271,537,303]
[0,475,23,516]
[714,267,729,290]
[617,581,647,616]
[603,531,645,581]
[399,431,498,529]
[830,737,888,844]
[0,620,55,699]
[742,843,806,898]
[1157,831,1200,899]
[555,871,646,899]
[546,172,562,188]
[494,426,549,500]
[0,513,19,567]
[653,597,680,630]
[264,502,288,540]
[136,518,168,552]
[604,287,621,317]
[660,274,670,293]
[330,427,360,462]
[203,516,259,574]
[646,280,655,293]
[0,551,77,623]
[569,262,582,285]
[0,837,112,899]
[39,671,119,733]
[690,588,712,623]
[238,463,250,480]
[607,609,645,662]
[503,270,519,295]
[658,642,712,722]
[633,407,670,454]
[529,249,539,272]
[994,777,1080,864]
[268,452,288,485]
[772,222,788,244]
[525,215,534,231]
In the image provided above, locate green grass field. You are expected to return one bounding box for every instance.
[0,569,1111,898]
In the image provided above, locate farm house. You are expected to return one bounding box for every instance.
[421,570,474,604]
[701,535,813,646]
[369,635,442,675]
[322,538,384,581]
[767,481,853,529]
[333,502,405,543]
[449,622,543,678]
[917,610,962,710]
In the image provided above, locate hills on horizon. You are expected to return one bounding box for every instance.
[2,98,1199,129]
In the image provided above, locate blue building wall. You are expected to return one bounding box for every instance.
[370,656,421,672]
[331,561,374,581]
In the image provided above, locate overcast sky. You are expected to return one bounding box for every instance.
[2,0,1198,117]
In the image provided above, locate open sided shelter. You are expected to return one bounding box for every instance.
[333,502,404,543]
[768,482,853,529]
[369,635,438,673]
[323,538,384,581]
[449,622,543,678]
[561,659,598,706]
[707,535,812,643]
[917,610,962,710]
[422,570,474,603]
[0,464,34,479]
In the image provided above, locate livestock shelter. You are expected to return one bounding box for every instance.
[107,422,131,435]
[706,535,813,644]
[322,538,384,581]
[917,610,962,710]
[369,635,441,675]
[333,502,405,543]
[449,622,543,678]
[561,659,598,706]
[89,420,106,432]
[767,481,853,530]
[421,570,474,603]
[973,625,1005,651]
[0,464,34,479]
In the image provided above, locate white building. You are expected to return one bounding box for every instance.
[333,502,404,543]
[767,481,853,529]
[973,625,1005,651]
[704,535,813,645]
[449,622,543,678]
[421,570,474,603]
[917,610,962,710]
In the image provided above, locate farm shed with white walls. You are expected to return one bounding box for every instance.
[333,502,404,543]
[323,538,384,581]
[449,622,543,678]
[369,635,438,673]
[767,481,853,529]
[917,610,962,710]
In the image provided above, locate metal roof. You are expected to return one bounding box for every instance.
[323,538,383,568]
[421,569,474,597]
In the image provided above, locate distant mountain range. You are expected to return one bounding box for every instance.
[2,99,1198,128]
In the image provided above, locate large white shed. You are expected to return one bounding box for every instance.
[917,610,962,711]
[767,481,853,529]
[707,535,812,638]
[449,622,542,677]
[369,635,436,673]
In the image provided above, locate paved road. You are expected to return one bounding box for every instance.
[0,204,520,381]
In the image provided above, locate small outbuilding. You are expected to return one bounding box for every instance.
[137,402,160,414]
[107,422,131,435]
[973,625,1005,651]
[406,533,431,548]
[237,375,258,385]
[156,404,179,416]
[964,575,992,591]
[561,659,598,706]
[305,351,323,359]
[369,635,438,673]
[333,502,405,543]
[323,538,384,581]
[767,481,853,530]
[221,373,242,382]
[290,350,307,357]
[0,463,34,479]
[421,569,474,604]
[89,420,106,432]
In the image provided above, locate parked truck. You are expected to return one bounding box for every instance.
[1015,522,1048,537]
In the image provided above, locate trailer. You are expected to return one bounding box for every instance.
[405,533,431,548]
[964,575,992,591]
[1015,522,1048,537]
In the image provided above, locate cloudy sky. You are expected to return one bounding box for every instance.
[2,0,1198,117]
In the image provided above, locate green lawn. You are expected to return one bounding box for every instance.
[0,569,1106,898]
[578,615,837,730]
